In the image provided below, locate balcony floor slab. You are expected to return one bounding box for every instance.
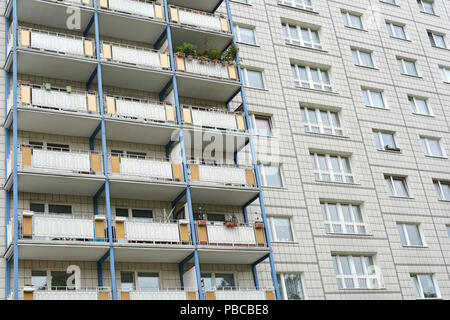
[197,247,270,264]
[189,184,259,206]
[112,244,194,263]
[108,179,187,201]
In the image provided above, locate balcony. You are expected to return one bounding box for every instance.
[175,56,240,101]
[97,0,167,43]
[5,27,97,82]
[104,94,178,145]
[5,1,95,32]
[98,41,172,92]
[5,84,101,137]
[107,155,187,201]
[5,212,109,261]
[18,287,111,300]
[167,0,223,13]
[181,105,249,153]
[113,218,193,263]
[119,289,197,300]
[206,288,276,300]
[187,161,259,206]
[169,6,230,34]
[195,222,269,264]
[5,146,105,196]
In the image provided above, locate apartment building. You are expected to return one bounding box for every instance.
[1,0,450,300]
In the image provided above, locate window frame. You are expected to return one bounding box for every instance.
[310,153,354,184]
[321,202,368,235]
[420,136,446,158]
[234,24,257,45]
[385,175,410,198]
[408,96,432,116]
[242,68,265,90]
[332,254,382,290]
[300,106,344,136]
[282,22,322,50]
[259,164,284,188]
[277,273,306,300]
[351,48,375,68]
[341,11,364,30]
[267,216,295,242]
[397,223,426,247]
[292,64,332,92]
[410,274,441,299]
[397,57,419,77]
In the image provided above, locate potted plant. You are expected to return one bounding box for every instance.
[221,44,237,63]
[385,145,401,152]
[225,215,238,227]
[221,60,228,67]
[174,42,197,58]
[187,54,194,61]
[176,52,185,57]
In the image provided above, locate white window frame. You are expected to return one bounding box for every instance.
[321,202,368,235]
[282,23,322,50]
[351,48,374,68]
[386,22,407,39]
[362,88,386,109]
[439,66,450,83]
[277,273,306,300]
[277,0,314,12]
[385,175,410,198]
[300,106,344,136]
[268,216,295,242]
[428,31,447,49]
[234,25,256,45]
[341,11,364,30]
[410,274,441,299]
[397,223,426,247]
[420,136,445,158]
[332,254,382,289]
[292,64,332,92]
[250,114,273,136]
[310,153,354,183]
[259,164,284,188]
[408,96,432,116]
[373,130,397,150]
[397,57,419,76]
[417,0,435,14]
[241,68,265,89]
[433,180,450,201]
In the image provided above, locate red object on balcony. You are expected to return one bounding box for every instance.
[255,223,264,229]
[198,220,207,225]
[226,221,238,227]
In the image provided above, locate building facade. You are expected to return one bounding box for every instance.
[1,0,450,300]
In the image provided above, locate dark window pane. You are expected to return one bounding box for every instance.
[48,204,72,214]
[116,208,129,217]
[30,203,45,213]
[132,209,153,219]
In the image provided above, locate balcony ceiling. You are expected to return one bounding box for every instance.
[171,25,233,52]
[5,108,101,138]
[113,245,194,263]
[96,11,167,44]
[176,73,240,102]
[167,0,224,13]
[108,179,187,201]
[183,128,249,153]
[197,247,270,264]
[189,184,259,206]
[6,0,94,31]
[5,50,97,83]
[105,118,179,146]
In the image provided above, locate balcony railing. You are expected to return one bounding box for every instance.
[7,84,99,116]
[182,105,246,132]
[175,55,238,81]
[195,222,266,247]
[119,288,197,300]
[206,288,275,300]
[188,161,256,187]
[109,155,183,182]
[98,0,165,20]
[104,95,176,124]
[9,146,103,178]
[100,41,170,70]
[21,287,111,300]
[13,27,96,58]
[7,212,107,245]
[169,6,230,34]
[114,218,190,244]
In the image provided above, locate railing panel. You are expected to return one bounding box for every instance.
[108,0,155,18]
[7,218,13,248]
[32,88,87,112]
[178,9,222,32]
[197,165,247,185]
[206,225,256,245]
[124,221,180,242]
[33,215,94,239]
[32,150,91,172]
[35,291,98,300]
[119,158,173,179]
[215,290,267,300]
[185,59,229,79]
[115,99,166,122]
[30,31,84,56]
[130,291,187,300]
[110,45,161,68]
[191,109,237,130]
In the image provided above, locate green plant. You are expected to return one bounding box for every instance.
[174,42,197,56]
[207,47,222,60]
[221,44,237,62]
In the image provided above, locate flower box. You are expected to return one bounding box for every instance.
[225,221,238,227]
[254,223,264,229]
[198,220,207,225]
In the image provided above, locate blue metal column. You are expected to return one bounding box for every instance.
[163,0,204,300]
[224,0,280,299]
[4,8,10,299]
[92,0,117,299]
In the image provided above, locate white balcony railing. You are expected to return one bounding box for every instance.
[189,162,255,187]
[170,6,230,33]
[34,288,110,300]
[205,224,258,246]
[127,289,192,300]
[101,41,170,70]
[105,95,175,124]
[213,288,273,300]
[7,84,99,116]
[183,106,246,132]
[110,156,176,181]
[15,27,95,58]
[120,219,182,243]
[99,0,164,20]
[7,217,13,248]
[185,58,230,79]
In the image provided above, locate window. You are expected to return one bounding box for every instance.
[48,204,72,215]
[242,68,264,89]
[428,31,446,49]
[30,203,45,213]
[292,64,332,92]
[251,115,272,136]
[411,274,439,299]
[46,143,70,152]
[278,0,314,12]
[29,141,44,149]
[235,25,256,45]
[300,106,343,136]
[131,209,153,219]
[268,217,294,242]
[439,66,450,82]
[420,137,445,157]
[310,153,354,183]
[233,0,248,3]
[409,96,431,116]
[433,180,450,200]
[385,175,409,197]
[116,208,129,217]
[282,23,321,49]
[51,271,74,290]
[397,57,418,76]
[362,88,385,109]
[397,223,424,246]
[260,164,283,187]
[386,22,407,39]
[446,225,450,238]
[127,151,146,159]
[277,274,305,300]
[121,272,135,291]
[137,272,159,291]
[351,48,374,68]
[201,273,235,290]
[31,271,47,290]
[341,11,363,30]
[321,202,367,235]
[332,255,381,289]
[373,130,397,151]
[417,0,435,14]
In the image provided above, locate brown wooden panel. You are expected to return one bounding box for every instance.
[187,291,197,300]
[255,228,265,245]
[121,291,130,300]
[183,107,192,124]
[22,146,32,166]
[111,156,120,173]
[24,291,34,300]
[245,169,255,186]
[87,95,97,112]
[154,4,164,20]
[170,7,179,22]
[99,291,109,300]
[102,43,112,59]
[190,164,199,180]
[160,53,170,69]
[90,152,101,173]
[115,221,125,240]
[220,17,230,33]
[236,115,246,131]
[21,86,31,104]
[23,216,33,236]
[20,30,30,47]
[165,105,175,122]
[179,223,189,242]
[95,220,105,239]
[228,65,237,80]
[176,56,185,71]
[105,96,116,114]
[197,224,208,243]
[265,291,275,300]
[172,163,182,181]
[84,40,94,57]
[206,291,215,300]
[99,0,108,9]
